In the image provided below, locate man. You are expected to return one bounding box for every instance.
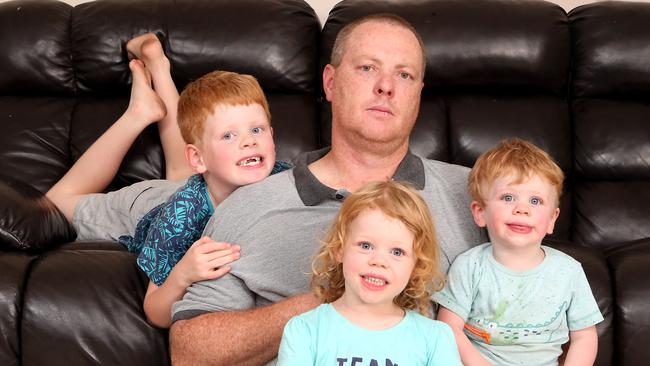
[170,14,484,365]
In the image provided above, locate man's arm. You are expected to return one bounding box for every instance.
[170,292,319,366]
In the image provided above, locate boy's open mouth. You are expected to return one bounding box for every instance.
[237,156,263,166]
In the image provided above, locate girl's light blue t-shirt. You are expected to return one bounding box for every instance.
[278,303,461,366]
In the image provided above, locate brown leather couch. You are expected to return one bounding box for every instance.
[1,0,648,365]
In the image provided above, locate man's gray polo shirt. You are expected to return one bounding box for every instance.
[172,148,485,324]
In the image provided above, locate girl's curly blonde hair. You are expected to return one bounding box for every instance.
[311,180,444,317]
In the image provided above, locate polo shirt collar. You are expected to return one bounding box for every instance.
[293,148,425,206]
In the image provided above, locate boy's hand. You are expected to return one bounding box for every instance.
[175,236,241,288]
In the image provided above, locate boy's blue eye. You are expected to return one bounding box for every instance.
[391,248,404,257]
[359,242,372,250]
[530,197,542,205]
[222,132,234,140]
[501,194,514,202]
[251,127,262,134]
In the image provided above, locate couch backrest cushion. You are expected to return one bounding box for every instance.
[0,0,322,193]
[569,1,650,248]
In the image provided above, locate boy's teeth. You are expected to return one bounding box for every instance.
[363,276,385,286]
[238,157,261,166]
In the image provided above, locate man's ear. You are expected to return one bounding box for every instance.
[322,64,336,102]
[185,144,206,174]
[546,207,561,235]
[470,201,487,228]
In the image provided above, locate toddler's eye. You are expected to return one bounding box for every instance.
[359,242,372,250]
[530,197,542,205]
[501,194,514,202]
[251,127,262,134]
[391,248,404,257]
[222,132,235,140]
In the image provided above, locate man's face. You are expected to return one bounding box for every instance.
[323,21,424,153]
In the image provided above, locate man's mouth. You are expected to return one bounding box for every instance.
[237,156,263,167]
[367,106,393,115]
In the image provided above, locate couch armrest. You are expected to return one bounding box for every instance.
[0,180,75,252]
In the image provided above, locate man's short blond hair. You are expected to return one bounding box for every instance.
[177,70,270,144]
[329,13,427,78]
[468,138,565,207]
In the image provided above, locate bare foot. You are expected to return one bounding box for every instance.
[126,33,171,88]
[125,59,166,126]
[126,33,160,60]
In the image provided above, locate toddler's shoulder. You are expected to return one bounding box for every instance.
[543,245,583,267]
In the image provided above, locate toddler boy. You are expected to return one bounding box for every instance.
[434,139,603,366]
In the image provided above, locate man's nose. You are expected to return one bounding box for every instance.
[375,74,394,97]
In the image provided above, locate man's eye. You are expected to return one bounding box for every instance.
[399,72,411,80]
[251,127,262,134]
[530,197,542,205]
[391,248,404,257]
[501,194,514,202]
[360,65,372,72]
[359,242,372,250]
[222,132,234,140]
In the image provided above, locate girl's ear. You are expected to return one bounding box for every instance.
[185,144,206,174]
[334,245,343,263]
[470,201,487,227]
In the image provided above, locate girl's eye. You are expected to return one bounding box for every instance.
[222,132,234,140]
[501,194,514,202]
[359,242,372,250]
[530,197,542,205]
[251,127,262,134]
[398,71,412,80]
[391,248,404,257]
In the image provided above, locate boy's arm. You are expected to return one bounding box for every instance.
[143,237,240,328]
[170,292,320,366]
[437,307,492,366]
[562,326,598,366]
